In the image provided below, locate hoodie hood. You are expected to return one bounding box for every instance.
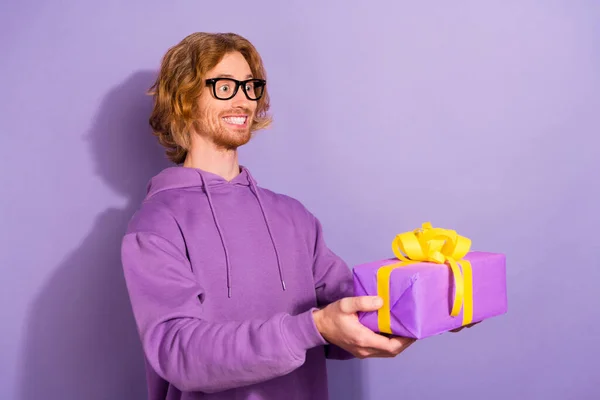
[146,165,255,199]
[143,165,285,298]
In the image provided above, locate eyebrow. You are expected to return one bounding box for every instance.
[215,73,254,79]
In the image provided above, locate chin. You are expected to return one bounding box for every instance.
[212,129,252,150]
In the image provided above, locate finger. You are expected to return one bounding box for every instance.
[387,336,415,353]
[353,325,396,350]
[365,348,396,358]
[359,329,415,355]
[389,336,415,346]
[339,296,383,314]
[366,338,415,358]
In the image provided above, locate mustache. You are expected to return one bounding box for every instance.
[219,108,253,117]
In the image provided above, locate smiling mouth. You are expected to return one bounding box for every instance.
[222,115,248,127]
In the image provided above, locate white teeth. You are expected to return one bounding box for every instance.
[223,116,246,125]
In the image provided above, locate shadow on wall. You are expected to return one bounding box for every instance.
[17,70,367,400]
[19,71,170,400]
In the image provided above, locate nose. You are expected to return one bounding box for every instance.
[231,85,250,108]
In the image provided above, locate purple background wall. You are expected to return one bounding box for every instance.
[1,1,599,399]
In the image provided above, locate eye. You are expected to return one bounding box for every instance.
[218,84,231,93]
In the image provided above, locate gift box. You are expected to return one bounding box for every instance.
[353,222,507,339]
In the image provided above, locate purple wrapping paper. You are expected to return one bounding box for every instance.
[353,251,507,339]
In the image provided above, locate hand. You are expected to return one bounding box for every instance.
[450,321,481,333]
[312,296,416,359]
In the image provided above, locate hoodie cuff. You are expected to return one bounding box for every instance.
[282,308,328,358]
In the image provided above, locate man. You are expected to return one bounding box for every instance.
[121,32,414,400]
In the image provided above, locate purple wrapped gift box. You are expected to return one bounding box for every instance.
[353,251,507,339]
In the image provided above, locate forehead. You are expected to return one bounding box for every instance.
[208,52,253,79]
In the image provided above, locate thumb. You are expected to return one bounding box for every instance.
[340,296,383,314]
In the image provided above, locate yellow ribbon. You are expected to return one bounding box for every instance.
[377,222,473,334]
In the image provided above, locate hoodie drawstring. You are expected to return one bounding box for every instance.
[196,169,286,298]
[197,171,234,298]
[249,178,287,292]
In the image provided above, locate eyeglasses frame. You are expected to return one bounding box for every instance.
[204,77,267,101]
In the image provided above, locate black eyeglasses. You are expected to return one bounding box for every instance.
[205,78,266,101]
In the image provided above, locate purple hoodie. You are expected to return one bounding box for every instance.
[121,165,354,400]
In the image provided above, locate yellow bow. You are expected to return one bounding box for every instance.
[376,222,473,334]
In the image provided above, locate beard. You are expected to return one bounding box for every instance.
[195,108,255,151]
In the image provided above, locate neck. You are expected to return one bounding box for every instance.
[183,135,240,181]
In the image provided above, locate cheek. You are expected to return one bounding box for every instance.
[210,113,221,128]
[249,103,258,118]
[202,106,223,130]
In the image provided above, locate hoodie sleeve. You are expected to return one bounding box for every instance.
[121,227,328,393]
[309,213,356,360]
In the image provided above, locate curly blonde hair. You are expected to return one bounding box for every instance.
[148,32,272,164]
